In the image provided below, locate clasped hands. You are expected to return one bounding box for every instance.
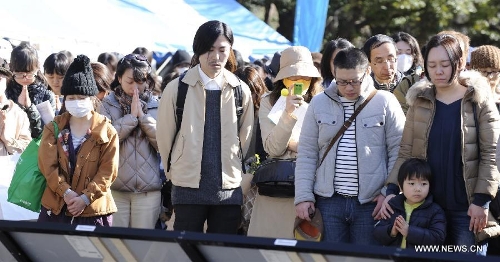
[63,190,86,217]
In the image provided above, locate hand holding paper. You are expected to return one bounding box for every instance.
[36,100,55,124]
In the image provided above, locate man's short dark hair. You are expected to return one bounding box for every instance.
[397,158,433,187]
[362,34,397,62]
[333,48,369,73]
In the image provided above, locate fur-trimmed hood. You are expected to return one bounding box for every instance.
[406,70,492,107]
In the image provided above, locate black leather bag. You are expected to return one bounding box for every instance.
[252,158,295,198]
[491,192,500,220]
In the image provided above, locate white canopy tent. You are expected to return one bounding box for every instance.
[0,0,291,62]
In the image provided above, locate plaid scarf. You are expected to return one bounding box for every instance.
[114,85,150,115]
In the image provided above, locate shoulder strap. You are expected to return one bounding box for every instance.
[234,82,243,131]
[175,71,189,133]
[167,72,188,172]
[318,90,377,167]
[52,121,59,139]
[234,81,245,173]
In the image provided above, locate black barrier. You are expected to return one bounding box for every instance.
[0,220,497,262]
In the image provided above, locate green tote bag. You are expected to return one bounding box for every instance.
[7,121,59,212]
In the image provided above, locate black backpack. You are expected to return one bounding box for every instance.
[166,72,244,172]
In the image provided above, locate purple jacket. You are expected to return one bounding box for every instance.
[373,194,446,248]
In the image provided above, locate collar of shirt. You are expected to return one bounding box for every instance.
[198,66,224,90]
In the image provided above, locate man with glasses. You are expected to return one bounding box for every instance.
[295,48,405,244]
[470,45,500,108]
[362,34,405,92]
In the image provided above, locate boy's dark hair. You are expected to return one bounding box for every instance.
[397,158,432,187]
[43,52,70,75]
[333,48,369,73]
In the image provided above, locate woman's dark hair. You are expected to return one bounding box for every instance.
[10,41,39,73]
[43,52,70,76]
[91,62,113,95]
[424,34,462,84]
[391,31,424,71]
[320,38,354,84]
[192,20,236,72]
[110,54,156,92]
[97,52,118,73]
[397,158,433,187]
[9,41,45,85]
[234,65,267,112]
[132,47,153,63]
[269,77,323,106]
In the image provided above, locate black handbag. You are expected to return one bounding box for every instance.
[252,158,296,198]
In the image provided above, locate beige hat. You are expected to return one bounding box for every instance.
[275,46,321,81]
[470,45,500,70]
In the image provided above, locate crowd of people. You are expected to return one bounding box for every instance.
[1,19,500,257]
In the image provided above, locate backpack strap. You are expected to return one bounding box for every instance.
[166,73,245,173]
[175,71,189,133]
[234,82,243,132]
[234,81,245,173]
[167,72,188,172]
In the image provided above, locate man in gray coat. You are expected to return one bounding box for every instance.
[295,48,405,244]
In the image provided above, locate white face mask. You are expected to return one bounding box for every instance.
[397,54,414,73]
[175,66,189,74]
[65,97,93,118]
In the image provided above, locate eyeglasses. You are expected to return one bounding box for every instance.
[13,72,37,80]
[480,71,500,79]
[336,72,367,86]
[372,57,397,66]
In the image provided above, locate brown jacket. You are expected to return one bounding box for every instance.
[387,71,500,241]
[38,111,119,216]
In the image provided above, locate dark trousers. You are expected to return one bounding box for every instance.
[173,204,241,234]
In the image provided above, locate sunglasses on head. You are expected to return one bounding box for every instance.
[120,54,152,72]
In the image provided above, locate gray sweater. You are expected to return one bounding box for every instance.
[294,79,405,205]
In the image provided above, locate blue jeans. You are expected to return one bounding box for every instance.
[445,210,488,256]
[315,193,378,245]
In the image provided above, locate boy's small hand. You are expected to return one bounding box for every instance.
[390,222,398,238]
[395,215,409,237]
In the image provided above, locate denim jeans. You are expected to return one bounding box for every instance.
[315,193,378,245]
[445,210,488,256]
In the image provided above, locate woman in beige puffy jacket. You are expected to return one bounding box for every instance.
[99,54,161,229]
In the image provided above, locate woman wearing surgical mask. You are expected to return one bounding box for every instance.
[99,53,161,230]
[247,46,323,238]
[37,55,118,226]
[392,32,425,114]
[392,32,423,76]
